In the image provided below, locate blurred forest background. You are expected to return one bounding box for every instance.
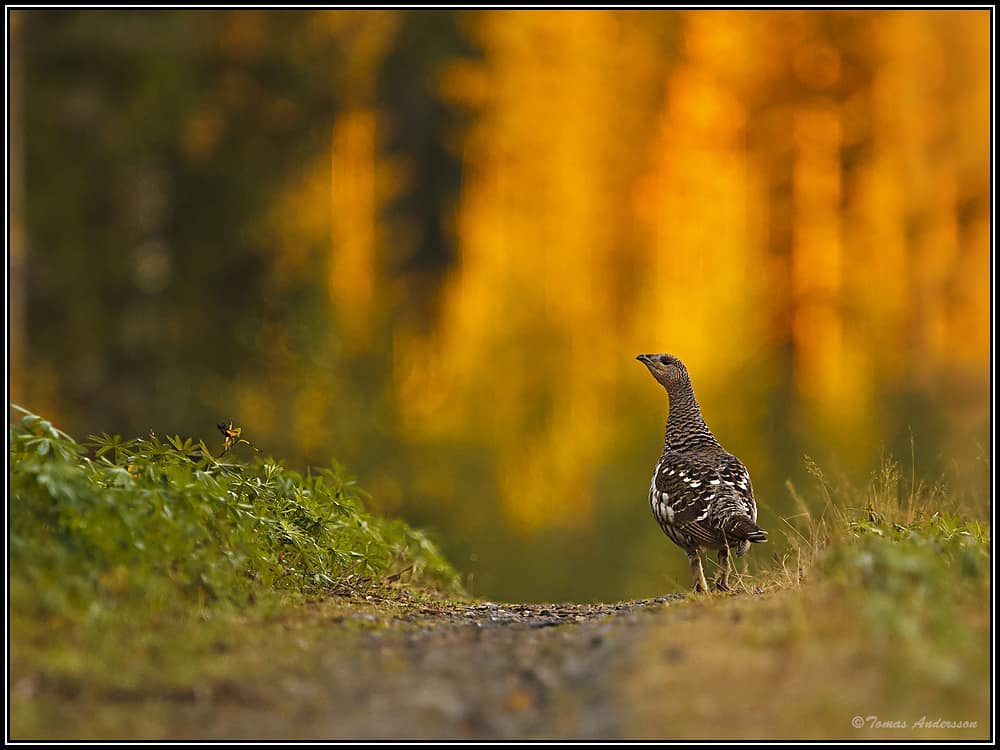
[8,9,990,602]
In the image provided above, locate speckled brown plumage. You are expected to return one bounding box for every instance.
[637,353,767,592]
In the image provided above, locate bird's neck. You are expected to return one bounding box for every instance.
[663,380,719,451]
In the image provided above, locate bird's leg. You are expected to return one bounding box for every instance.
[715,545,731,592]
[687,548,709,593]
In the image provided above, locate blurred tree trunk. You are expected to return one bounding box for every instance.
[9,12,27,407]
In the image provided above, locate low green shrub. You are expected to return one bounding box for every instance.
[776,457,989,693]
[9,406,460,622]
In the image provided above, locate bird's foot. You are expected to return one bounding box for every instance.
[687,549,711,593]
[714,579,731,592]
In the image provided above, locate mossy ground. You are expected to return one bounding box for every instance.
[626,585,989,740]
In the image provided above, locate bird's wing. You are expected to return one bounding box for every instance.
[710,453,757,524]
[652,452,726,545]
[653,452,758,545]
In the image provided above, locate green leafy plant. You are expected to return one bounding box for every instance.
[768,455,989,694]
[9,405,460,624]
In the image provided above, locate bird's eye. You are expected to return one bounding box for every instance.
[659,356,670,365]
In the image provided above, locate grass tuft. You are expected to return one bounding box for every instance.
[765,455,989,696]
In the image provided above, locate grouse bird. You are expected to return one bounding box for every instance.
[637,353,767,592]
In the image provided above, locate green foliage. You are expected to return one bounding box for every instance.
[9,406,460,624]
[822,508,988,673]
[775,457,989,692]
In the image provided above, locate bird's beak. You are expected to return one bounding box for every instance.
[636,354,653,365]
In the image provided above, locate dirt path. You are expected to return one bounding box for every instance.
[186,593,685,740]
[13,586,990,740]
[17,591,685,740]
[294,594,684,739]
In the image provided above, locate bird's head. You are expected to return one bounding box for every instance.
[636,353,690,391]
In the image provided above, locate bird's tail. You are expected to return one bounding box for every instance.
[724,515,768,545]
